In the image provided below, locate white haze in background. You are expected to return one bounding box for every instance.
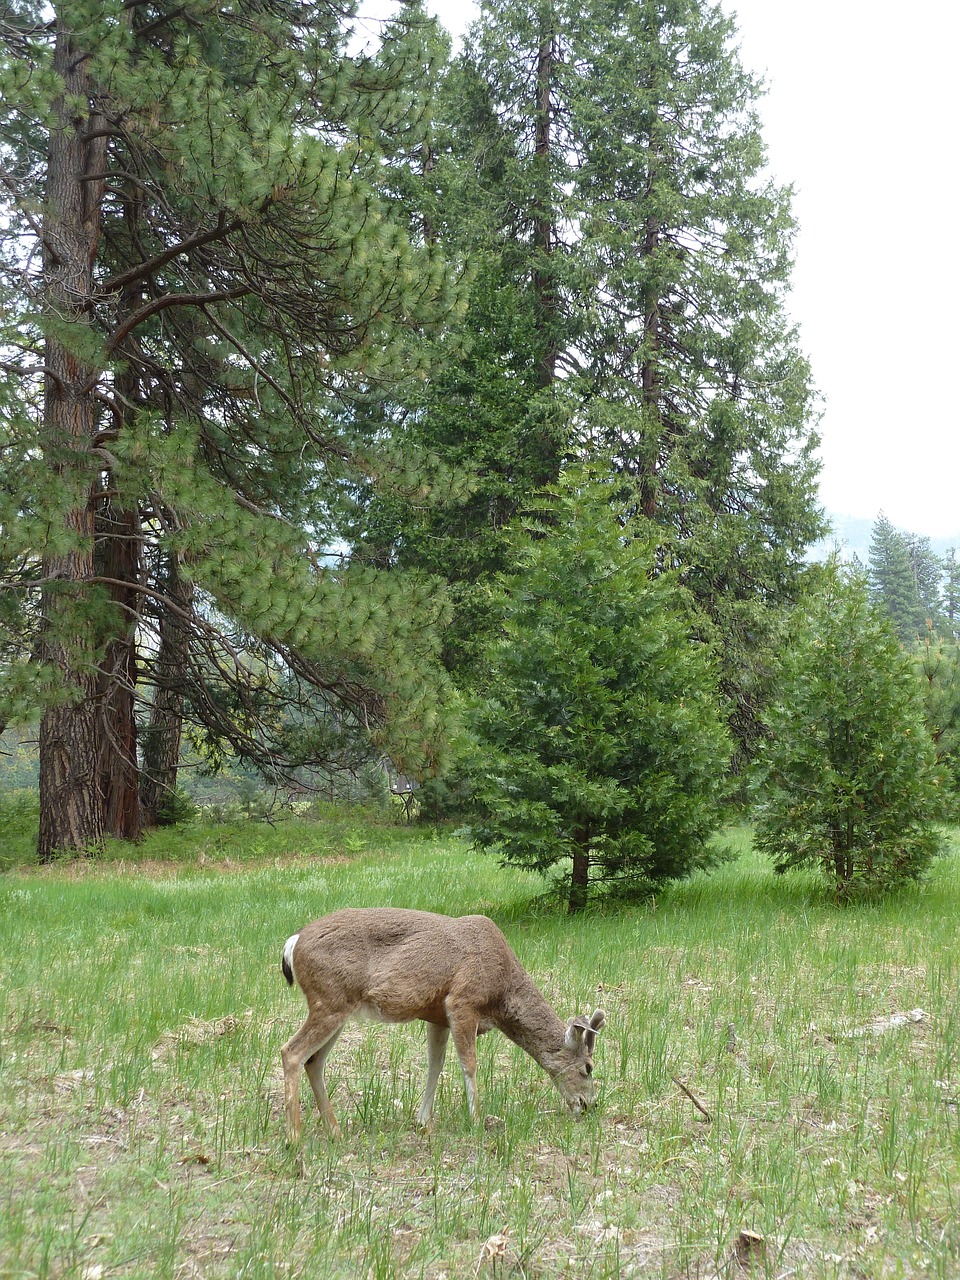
[360,0,960,541]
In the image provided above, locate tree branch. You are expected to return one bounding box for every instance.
[0,358,65,391]
[101,213,242,294]
[0,175,57,261]
[106,286,249,354]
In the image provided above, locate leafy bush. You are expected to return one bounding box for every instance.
[753,570,947,899]
[152,787,198,827]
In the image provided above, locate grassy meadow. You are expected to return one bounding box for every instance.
[3,813,960,1278]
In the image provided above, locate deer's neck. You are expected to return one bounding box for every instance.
[494,968,567,1071]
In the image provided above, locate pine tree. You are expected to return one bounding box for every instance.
[754,570,946,899]
[913,628,960,810]
[0,0,460,857]
[468,469,731,912]
[907,534,945,631]
[350,263,565,678]
[357,0,823,760]
[348,15,571,683]
[867,514,942,643]
[563,0,823,758]
[943,548,960,636]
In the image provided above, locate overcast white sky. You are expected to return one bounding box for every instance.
[365,0,960,539]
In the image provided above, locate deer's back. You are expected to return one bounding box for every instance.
[291,908,519,1026]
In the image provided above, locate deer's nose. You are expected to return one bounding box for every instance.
[568,1094,594,1115]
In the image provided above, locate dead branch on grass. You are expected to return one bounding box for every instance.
[672,1075,712,1122]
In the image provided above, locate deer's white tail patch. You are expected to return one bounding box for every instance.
[281,933,300,987]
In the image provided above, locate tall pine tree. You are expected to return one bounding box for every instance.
[867,513,943,643]
[0,0,460,856]
[355,0,823,760]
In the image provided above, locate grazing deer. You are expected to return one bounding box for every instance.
[280,907,605,1141]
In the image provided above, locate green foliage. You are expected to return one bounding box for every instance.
[943,547,960,633]
[353,0,824,765]
[867,513,945,643]
[1,0,467,856]
[0,789,42,869]
[913,629,960,811]
[753,570,947,898]
[555,0,824,762]
[0,728,39,789]
[152,786,198,828]
[350,264,566,683]
[467,470,731,911]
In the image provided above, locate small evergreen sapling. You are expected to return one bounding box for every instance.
[753,570,946,899]
[467,472,731,913]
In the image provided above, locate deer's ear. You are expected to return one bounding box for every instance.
[582,1009,606,1053]
[564,1016,592,1048]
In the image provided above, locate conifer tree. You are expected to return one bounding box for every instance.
[468,469,731,912]
[0,0,460,857]
[907,533,945,630]
[754,570,946,899]
[943,548,960,636]
[348,21,570,682]
[356,0,823,760]
[867,514,942,643]
[913,629,960,810]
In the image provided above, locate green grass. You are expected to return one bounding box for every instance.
[3,819,960,1277]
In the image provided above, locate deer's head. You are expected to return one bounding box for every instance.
[548,1008,606,1113]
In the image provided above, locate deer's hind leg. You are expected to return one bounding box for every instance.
[281,1012,347,1143]
[304,1025,346,1136]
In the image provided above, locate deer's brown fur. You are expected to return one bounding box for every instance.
[280,907,605,1141]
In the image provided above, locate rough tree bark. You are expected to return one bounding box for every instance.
[94,173,147,843]
[569,845,591,915]
[37,15,107,860]
[95,502,142,841]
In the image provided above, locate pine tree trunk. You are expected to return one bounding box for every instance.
[568,838,591,914]
[95,174,147,843]
[95,503,142,841]
[37,14,108,860]
[141,555,192,827]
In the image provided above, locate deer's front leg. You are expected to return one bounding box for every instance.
[417,1022,450,1128]
[448,1014,480,1120]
